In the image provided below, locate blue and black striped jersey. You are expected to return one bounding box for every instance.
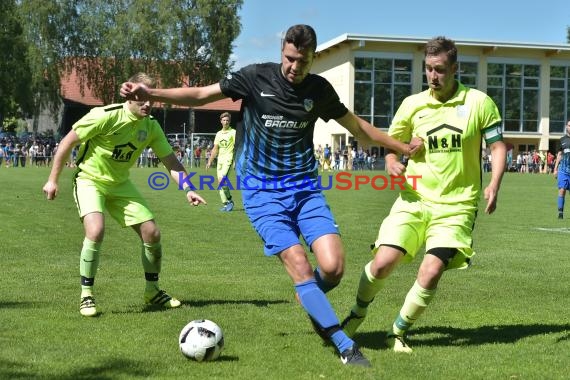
[558,135,570,174]
[219,63,348,188]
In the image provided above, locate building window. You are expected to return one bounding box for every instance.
[549,64,570,133]
[487,62,540,133]
[354,57,412,129]
[457,61,478,87]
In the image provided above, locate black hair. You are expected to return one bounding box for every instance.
[282,24,317,53]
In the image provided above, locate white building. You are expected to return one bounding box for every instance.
[311,33,570,158]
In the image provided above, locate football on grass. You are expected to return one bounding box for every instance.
[179,319,224,362]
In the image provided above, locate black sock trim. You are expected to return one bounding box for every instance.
[145,272,159,282]
[322,325,341,337]
[356,297,372,308]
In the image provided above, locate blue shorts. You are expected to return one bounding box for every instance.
[242,188,339,256]
[558,171,570,191]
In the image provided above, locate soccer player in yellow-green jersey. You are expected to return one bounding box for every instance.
[342,36,507,353]
[42,73,206,317]
[206,112,236,211]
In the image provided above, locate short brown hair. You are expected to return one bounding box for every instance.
[220,112,231,121]
[424,36,457,65]
[127,72,156,88]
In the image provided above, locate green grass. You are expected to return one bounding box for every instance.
[1,165,569,379]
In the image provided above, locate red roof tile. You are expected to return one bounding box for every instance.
[60,69,104,106]
[59,69,242,112]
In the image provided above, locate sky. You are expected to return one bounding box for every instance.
[231,0,570,69]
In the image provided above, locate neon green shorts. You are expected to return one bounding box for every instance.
[374,192,478,269]
[73,177,154,227]
[216,159,233,180]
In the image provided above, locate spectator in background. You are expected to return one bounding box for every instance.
[323,144,332,170]
[194,145,202,167]
[517,152,522,173]
[185,144,192,167]
[12,144,21,167]
[547,151,555,174]
[333,149,340,170]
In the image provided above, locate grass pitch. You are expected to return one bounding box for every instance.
[0,166,568,379]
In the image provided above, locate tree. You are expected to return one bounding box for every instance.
[0,0,34,127]
[14,0,242,121]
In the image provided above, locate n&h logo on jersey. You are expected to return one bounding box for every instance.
[427,124,463,153]
[304,99,314,112]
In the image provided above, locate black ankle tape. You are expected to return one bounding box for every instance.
[323,325,341,337]
[145,272,159,281]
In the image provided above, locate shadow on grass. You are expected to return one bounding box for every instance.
[181,299,289,308]
[108,299,290,314]
[0,358,152,380]
[0,301,39,309]
[356,323,570,350]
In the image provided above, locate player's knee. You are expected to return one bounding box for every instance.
[85,229,104,242]
[141,223,161,243]
[319,265,343,283]
[318,255,345,280]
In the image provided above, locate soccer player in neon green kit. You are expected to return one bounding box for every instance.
[206,112,236,211]
[42,73,206,317]
[342,36,507,352]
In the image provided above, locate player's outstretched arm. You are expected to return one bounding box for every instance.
[43,130,80,200]
[160,153,207,206]
[335,111,423,157]
[120,82,226,108]
[206,145,219,170]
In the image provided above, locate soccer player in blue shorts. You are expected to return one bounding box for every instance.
[553,121,570,219]
[43,73,206,317]
[120,25,422,367]
[342,36,507,353]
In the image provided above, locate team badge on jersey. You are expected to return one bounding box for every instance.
[304,99,314,112]
[137,130,148,142]
[456,105,468,118]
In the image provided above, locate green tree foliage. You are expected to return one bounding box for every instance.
[0,0,34,126]
[9,0,242,121]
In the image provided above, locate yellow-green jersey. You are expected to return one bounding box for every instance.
[213,128,236,163]
[389,82,502,204]
[73,103,173,184]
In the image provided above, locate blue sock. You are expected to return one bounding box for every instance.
[295,279,353,353]
[295,279,339,328]
[558,195,565,212]
[330,330,354,353]
[313,267,339,293]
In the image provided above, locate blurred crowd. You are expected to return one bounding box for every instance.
[0,133,58,168]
